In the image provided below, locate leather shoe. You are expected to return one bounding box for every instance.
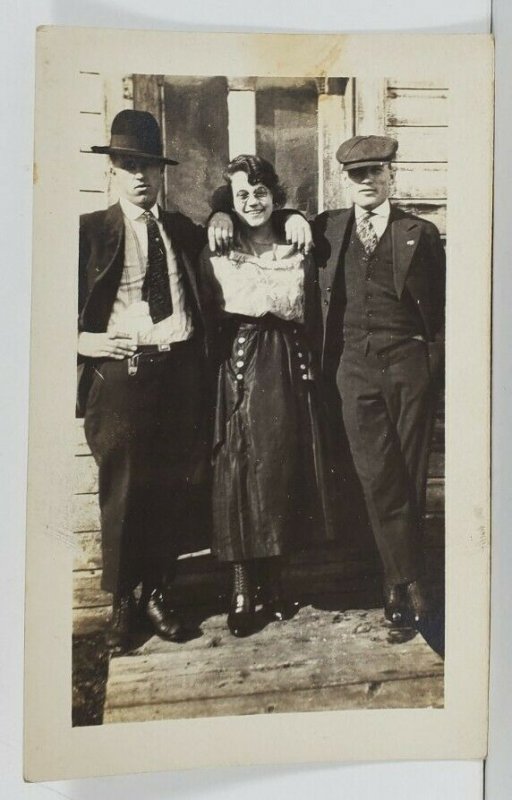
[383,583,408,628]
[141,589,185,641]
[256,558,294,622]
[106,593,136,654]
[405,579,430,626]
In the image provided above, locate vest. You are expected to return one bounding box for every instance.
[343,223,424,354]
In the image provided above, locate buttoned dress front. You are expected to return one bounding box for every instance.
[200,244,338,562]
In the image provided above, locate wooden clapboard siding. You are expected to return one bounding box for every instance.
[386,88,448,128]
[393,163,447,200]
[390,127,448,163]
[384,80,448,228]
[78,72,108,213]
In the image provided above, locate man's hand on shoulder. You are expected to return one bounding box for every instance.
[78,332,137,359]
[284,212,312,254]
[207,212,234,254]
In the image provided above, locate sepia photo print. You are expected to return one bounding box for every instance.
[25,29,492,780]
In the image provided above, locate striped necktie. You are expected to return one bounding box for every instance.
[356,210,379,256]
[141,210,173,323]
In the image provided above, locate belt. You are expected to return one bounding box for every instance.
[127,339,194,375]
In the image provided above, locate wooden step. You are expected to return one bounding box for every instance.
[102,607,443,723]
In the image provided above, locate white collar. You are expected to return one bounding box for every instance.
[119,197,160,221]
[354,199,391,221]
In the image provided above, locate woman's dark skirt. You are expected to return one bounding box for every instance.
[212,315,339,562]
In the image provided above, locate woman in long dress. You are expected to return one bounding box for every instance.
[200,155,338,636]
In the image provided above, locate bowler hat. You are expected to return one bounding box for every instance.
[336,135,398,170]
[90,109,178,165]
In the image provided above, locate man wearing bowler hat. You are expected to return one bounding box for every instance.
[78,109,311,652]
[313,135,445,630]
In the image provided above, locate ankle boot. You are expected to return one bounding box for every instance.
[227,562,255,637]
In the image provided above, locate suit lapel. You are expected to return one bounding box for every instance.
[390,207,422,298]
[92,202,124,284]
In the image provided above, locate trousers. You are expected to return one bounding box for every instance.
[338,339,438,585]
[83,340,207,595]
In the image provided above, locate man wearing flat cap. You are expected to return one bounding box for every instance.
[78,110,311,652]
[313,135,445,630]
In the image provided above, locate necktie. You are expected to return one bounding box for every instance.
[356,211,379,256]
[141,210,173,323]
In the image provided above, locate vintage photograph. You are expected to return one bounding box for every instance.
[25,29,492,780]
[72,71,447,725]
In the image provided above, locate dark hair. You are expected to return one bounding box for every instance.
[223,154,286,208]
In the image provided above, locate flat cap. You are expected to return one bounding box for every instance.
[336,135,398,170]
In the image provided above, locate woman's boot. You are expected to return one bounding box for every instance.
[227,561,255,637]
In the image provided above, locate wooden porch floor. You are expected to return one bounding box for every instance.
[103,585,444,723]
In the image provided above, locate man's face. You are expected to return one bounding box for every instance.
[342,163,393,211]
[110,156,164,209]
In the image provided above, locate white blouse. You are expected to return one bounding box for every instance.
[209,244,305,323]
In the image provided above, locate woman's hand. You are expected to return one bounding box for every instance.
[285,214,313,254]
[208,212,234,253]
[78,332,137,359]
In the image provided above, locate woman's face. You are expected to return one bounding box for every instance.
[230,171,274,229]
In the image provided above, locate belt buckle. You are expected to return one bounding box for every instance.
[158,343,171,352]
[127,354,139,376]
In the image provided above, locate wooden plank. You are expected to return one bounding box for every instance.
[355,77,387,135]
[73,540,444,612]
[79,72,104,114]
[103,607,443,719]
[392,163,447,200]
[386,80,449,91]
[73,512,444,576]
[73,570,111,609]
[133,74,161,122]
[394,202,446,235]
[386,89,448,127]
[75,454,97,494]
[390,126,448,163]
[104,675,444,721]
[126,605,442,658]
[73,605,110,636]
[79,111,107,152]
[71,478,445,538]
[318,80,354,211]
[78,151,108,193]
[228,90,256,158]
[79,190,108,215]
[73,492,100,532]
[74,531,102,571]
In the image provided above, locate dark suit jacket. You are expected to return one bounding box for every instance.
[311,204,446,381]
[77,202,208,416]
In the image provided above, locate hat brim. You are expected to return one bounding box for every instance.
[342,160,390,171]
[90,145,178,166]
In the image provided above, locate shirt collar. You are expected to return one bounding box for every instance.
[354,199,391,221]
[119,197,160,221]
